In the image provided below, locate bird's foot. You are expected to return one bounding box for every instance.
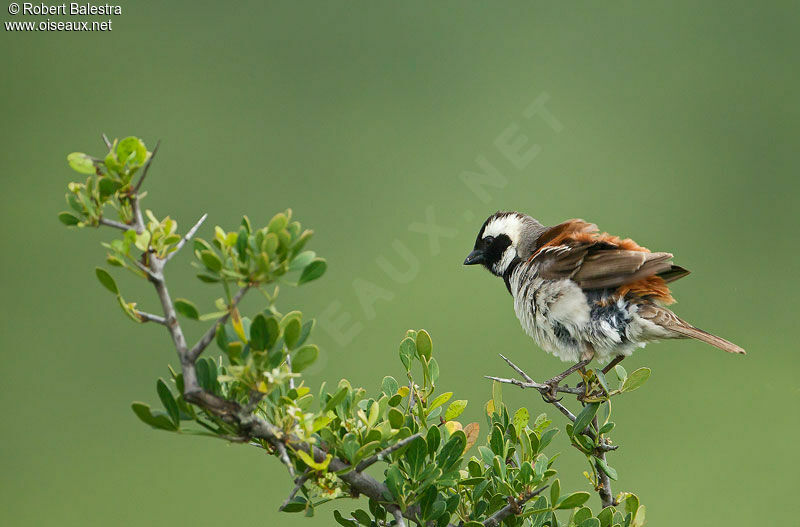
[538,380,563,403]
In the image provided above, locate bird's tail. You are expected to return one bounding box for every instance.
[638,304,745,354]
[668,323,746,355]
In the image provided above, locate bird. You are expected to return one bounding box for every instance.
[463,211,744,393]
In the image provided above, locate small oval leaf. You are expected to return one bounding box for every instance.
[95,267,118,294]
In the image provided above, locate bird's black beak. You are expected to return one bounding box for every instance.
[463,249,484,266]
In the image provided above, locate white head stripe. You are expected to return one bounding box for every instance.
[483,214,524,245]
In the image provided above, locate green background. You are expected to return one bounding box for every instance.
[2,1,797,525]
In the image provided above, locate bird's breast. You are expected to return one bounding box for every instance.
[509,262,591,362]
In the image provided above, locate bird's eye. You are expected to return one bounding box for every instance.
[484,236,495,244]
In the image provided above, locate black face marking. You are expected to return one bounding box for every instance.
[469,211,524,283]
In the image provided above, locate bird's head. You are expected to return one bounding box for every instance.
[463,211,545,277]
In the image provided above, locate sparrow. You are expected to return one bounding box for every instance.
[464,211,744,389]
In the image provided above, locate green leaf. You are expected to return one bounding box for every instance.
[296,449,331,471]
[428,392,452,412]
[249,313,270,350]
[426,425,441,454]
[351,509,371,526]
[572,402,600,437]
[323,387,348,412]
[437,430,466,470]
[388,407,404,429]
[298,258,327,285]
[444,400,467,421]
[95,267,118,294]
[58,212,81,226]
[595,457,618,480]
[134,230,151,252]
[131,402,177,431]
[200,250,222,272]
[513,407,530,431]
[116,136,148,167]
[156,378,180,425]
[174,298,199,320]
[67,152,96,174]
[620,368,651,393]
[289,250,316,271]
[614,364,627,382]
[597,507,614,527]
[492,380,502,409]
[284,318,302,349]
[415,329,433,360]
[550,478,560,505]
[579,519,601,527]
[622,494,639,518]
[398,337,416,370]
[268,212,288,233]
[291,345,318,372]
[534,453,548,476]
[594,370,610,394]
[384,465,404,501]
[281,498,307,513]
[381,376,399,396]
[333,510,358,527]
[405,437,428,478]
[98,177,122,197]
[556,491,591,510]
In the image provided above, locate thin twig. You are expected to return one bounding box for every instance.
[407,379,416,410]
[593,416,616,508]
[186,286,250,363]
[483,485,549,527]
[134,139,160,193]
[279,470,311,511]
[102,133,112,149]
[484,375,583,396]
[132,259,159,280]
[274,441,296,477]
[356,433,423,472]
[135,310,167,325]
[498,353,534,383]
[99,217,131,231]
[164,213,207,263]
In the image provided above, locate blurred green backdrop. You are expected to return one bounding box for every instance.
[2,1,798,525]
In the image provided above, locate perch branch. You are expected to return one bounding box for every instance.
[488,354,620,510]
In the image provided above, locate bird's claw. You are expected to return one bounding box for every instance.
[538,381,562,403]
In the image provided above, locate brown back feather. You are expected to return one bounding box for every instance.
[531,219,689,304]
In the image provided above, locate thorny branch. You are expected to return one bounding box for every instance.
[96,159,558,526]
[488,354,618,508]
[165,213,207,263]
[94,181,450,526]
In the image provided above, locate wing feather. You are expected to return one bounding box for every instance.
[530,220,690,303]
